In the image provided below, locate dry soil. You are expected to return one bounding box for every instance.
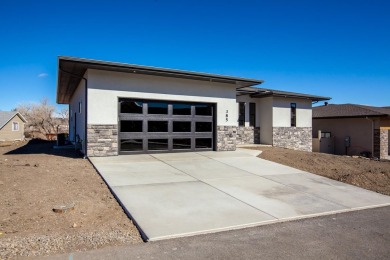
[0,140,142,259]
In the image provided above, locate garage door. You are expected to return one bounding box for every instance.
[118,98,215,154]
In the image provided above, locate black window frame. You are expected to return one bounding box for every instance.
[291,103,297,127]
[249,103,256,127]
[238,102,245,126]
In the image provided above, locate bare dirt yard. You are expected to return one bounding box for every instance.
[247,146,390,196]
[0,140,142,259]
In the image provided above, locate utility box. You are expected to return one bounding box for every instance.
[345,136,351,147]
[57,133,66,146]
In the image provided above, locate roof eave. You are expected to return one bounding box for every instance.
[57,56,264,104]
[313,114,387,119]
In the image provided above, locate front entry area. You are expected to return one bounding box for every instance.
[118,98,215,154]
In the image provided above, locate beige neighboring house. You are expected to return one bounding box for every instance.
[313,103,390,159]
[0,111,27,141]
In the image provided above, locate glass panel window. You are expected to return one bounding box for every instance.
[121,139,143,151]
[291,103,297,127]
[148,102,168,114]
[238,102,245,126]
[173,139,191,149]
[120,121,142,132]
[148,121,168,132]
[173,103,192,115]
[120,100,143,114]
[196,138,212,149]
[195,104,212,116]
[196,122,212,132]
[173,121,191,132]
[388,130,390,156]
[249,103,256,127]
[148,139,168,150]
[321,132,331,138]
[12,122,19,131]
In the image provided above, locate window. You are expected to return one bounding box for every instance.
[120,100,143,114]
[321,132,331,138]
[195,104,212,116]
[173,121,191,132]
[290,103,297,127]
[12,122,19,131]
[120,121,142,132]
[79,102,82,113]
[173,139,191,150]
[238,102,245,126]
[148,121,168,132]
[121,139,143,151]
[196,138,212,149]
[148,102,168,114]
[173,103,192,115]
[249,103,256,127]
[148,139,168,150]
[388,130,390,156]
[196,122,212,132]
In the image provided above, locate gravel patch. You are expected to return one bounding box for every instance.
[0,229,142,259]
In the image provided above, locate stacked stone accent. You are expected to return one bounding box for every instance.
[379,129,389,160]
[87,124,118,157]
[236,126,260,145]
[272,127,312,152]
[217,126,237,151]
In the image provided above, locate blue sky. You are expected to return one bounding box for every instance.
[0,0,389,111]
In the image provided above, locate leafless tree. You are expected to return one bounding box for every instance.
[15,99,69,139]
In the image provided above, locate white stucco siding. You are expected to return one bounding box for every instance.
[69,72,87,153]
[87,69,238,126]
[272,97,312,127]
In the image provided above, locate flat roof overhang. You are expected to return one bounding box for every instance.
[237,87,331,102]
[57,56,264,104]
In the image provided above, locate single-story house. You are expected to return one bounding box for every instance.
[313,103,390,159]
[56,56,329,157]
[0,111,27,141]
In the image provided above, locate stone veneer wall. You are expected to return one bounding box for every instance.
[380,129,389,160]
[87,124,118,157]
[217,126,237,151]
[272,127,312,152]
[236,126,260,145]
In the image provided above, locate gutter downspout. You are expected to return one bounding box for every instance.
[59,68,88,159]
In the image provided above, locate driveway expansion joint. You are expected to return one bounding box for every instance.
[149,153,278,219]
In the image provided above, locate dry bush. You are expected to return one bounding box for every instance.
[15,99,68,139]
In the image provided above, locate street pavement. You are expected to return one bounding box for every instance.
[36,206,390,260]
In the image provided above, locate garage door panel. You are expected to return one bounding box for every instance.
[118,98,215,154]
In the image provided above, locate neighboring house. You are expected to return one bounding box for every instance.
[0,111,27,141]
[56,56,329,157]
[313,103,390,159]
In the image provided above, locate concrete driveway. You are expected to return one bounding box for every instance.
[89,149,390,241]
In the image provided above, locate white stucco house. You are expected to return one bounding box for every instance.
[56,57,330,157]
